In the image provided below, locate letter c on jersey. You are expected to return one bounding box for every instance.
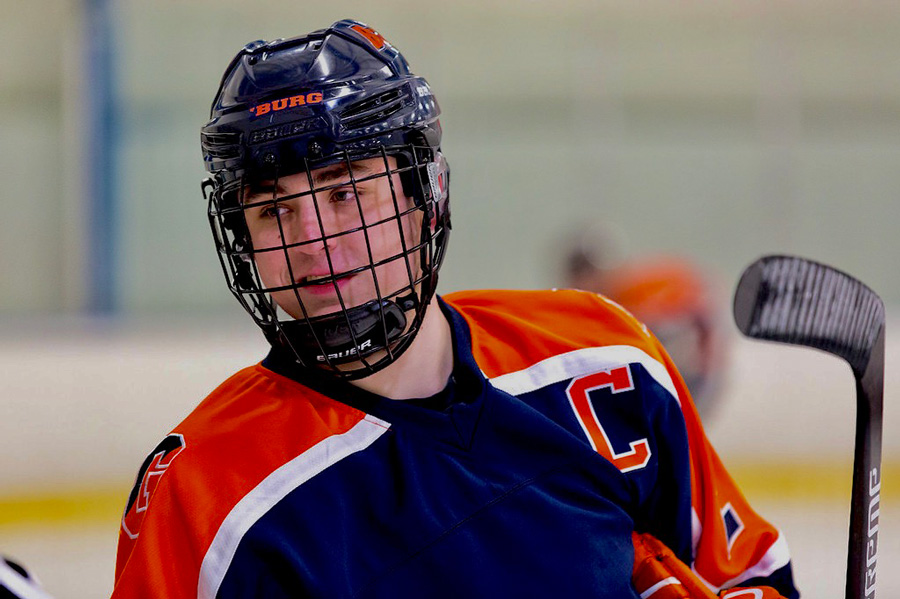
[566,365,651,473]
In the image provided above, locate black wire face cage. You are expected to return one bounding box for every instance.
[205,144,450,380]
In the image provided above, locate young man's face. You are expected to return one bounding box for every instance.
[242,156,422,321]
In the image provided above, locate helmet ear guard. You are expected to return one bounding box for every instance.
[425,151,450,230]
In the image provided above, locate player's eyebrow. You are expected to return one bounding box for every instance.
[243,180,287,198]
[243,161,381,199]
[311,161,378,186]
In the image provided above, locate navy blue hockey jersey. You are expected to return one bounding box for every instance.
[113,289,797,598]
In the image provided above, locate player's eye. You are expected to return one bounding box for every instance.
[330,188,358,203]
[258,202,290,219]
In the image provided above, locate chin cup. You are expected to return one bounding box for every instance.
[274,298,413,366]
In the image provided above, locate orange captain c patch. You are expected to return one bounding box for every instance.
[566,365,652,473]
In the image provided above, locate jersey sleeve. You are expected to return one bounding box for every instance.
[112,433,212,599]
[644,333,798,598]
[111,365,374,599]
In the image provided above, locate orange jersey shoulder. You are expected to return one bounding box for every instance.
[113,363,379,597]
[444,288,663,378]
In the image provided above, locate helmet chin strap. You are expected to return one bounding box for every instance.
[272,296,415,366]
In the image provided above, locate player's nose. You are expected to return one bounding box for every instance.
[288,197,333,255]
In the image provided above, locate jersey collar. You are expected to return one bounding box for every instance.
[261,295,488,449]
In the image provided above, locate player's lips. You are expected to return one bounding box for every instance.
[296,271,354,295]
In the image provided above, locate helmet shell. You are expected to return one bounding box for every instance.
[201,19,442,179]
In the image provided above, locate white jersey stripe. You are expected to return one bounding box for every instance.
[197,414,391,599]
[640,576,681,598]
[692,529,792,593]
[717,529,792,591]
[489,345,680,405]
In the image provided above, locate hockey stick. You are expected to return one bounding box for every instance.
[733,255,885,599]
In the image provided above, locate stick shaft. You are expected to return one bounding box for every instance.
[846,328,884,599]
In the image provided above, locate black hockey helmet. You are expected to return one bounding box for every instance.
[201,19,450,379]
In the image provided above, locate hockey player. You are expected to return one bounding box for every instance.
[113,20,799,598]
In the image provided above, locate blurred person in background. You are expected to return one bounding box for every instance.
[563,223,729,422]
[112,20,795,598]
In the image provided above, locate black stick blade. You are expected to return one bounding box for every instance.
[733,255,885,375]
